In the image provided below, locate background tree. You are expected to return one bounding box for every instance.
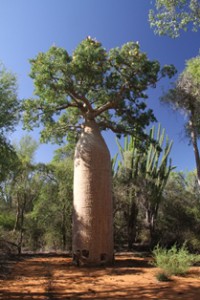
[0,63,20,254]
[0,134,74,254]
[29,154,73,252]
[0,63,19,183]
[161,55,200,186]
[23,37,176,265]
[51,148,73,251]
[10,136,40,253]
[0,63,19,133]
[157,171,200,251]
[113,136,140,250]
[137,125,174,245]
[114,124,174,249]
[149,0,200,38]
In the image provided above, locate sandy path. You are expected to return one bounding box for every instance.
[0,253,199,299]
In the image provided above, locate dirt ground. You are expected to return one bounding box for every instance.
[0,253,200,300]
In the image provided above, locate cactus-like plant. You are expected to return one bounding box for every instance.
[115,124,175,247]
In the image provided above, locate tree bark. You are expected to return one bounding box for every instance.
[145,209,155,247]
[13,198,20,231]
[73,120,113,266]
[127,201,138,250]
[189,119,200,186]
[61,204,67,251]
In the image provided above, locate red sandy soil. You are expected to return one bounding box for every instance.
[0,253,200,299]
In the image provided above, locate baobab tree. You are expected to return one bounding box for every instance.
[23,37,175,265]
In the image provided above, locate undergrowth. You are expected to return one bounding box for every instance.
[152,243,200,280]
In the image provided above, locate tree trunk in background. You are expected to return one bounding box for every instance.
[145,209,155,247]
[189,119,200,187]
[73,120,113,266]
[127,201,138,250]
[62,203,67,251]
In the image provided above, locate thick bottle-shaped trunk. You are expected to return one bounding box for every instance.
[73,120,113,266]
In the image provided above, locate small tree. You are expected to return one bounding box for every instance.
[113,136,140,250]
[149,0,200,38]
[157,171,200,250]
[29,156,73,252]
[51,153,74,251]
[23,38,175,265]
[162,55,200,186]
[0,63,19,132]
[0,63,19,183]
[11,136,39,253]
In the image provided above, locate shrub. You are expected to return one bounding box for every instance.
[155,272,171,282]
[152,243,196,276]
[0,213,15,230]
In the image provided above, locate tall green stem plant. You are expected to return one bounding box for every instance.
[115,124,175,247]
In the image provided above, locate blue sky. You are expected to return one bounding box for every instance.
[0,0,199,171]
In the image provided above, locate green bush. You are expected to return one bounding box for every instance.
[0,213,15,230]
[155,272,171,282]
[152,244,196,276]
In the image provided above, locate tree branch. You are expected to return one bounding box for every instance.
[93,86,126,117]
[97,119,125,134]
[93,101,114,117]
[68,89,93,113]
[37,101,79,114]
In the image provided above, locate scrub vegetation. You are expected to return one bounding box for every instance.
[0,23,200,296]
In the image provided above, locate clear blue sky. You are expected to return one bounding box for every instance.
[0,0,199,171]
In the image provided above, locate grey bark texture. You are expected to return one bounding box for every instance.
[189,118,200,187]
[73,120,114,266]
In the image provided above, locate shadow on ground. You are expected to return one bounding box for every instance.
[0,253,199,300]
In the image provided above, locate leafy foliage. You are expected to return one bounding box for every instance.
[23,38,176,143]
[149,0,200,38]
[157,171,200,251]
[0,213,15,230]
[155,272,171,281]
[0,63,20,184]
[0,63,19,133]
[28,152,73,251]
[113,124,174,248]
[0,137,19,184]
[153,243,197,276]
[162,55,200,117]
[1,141,200,253]
[161,55,200,184]
[0,136,74,253]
